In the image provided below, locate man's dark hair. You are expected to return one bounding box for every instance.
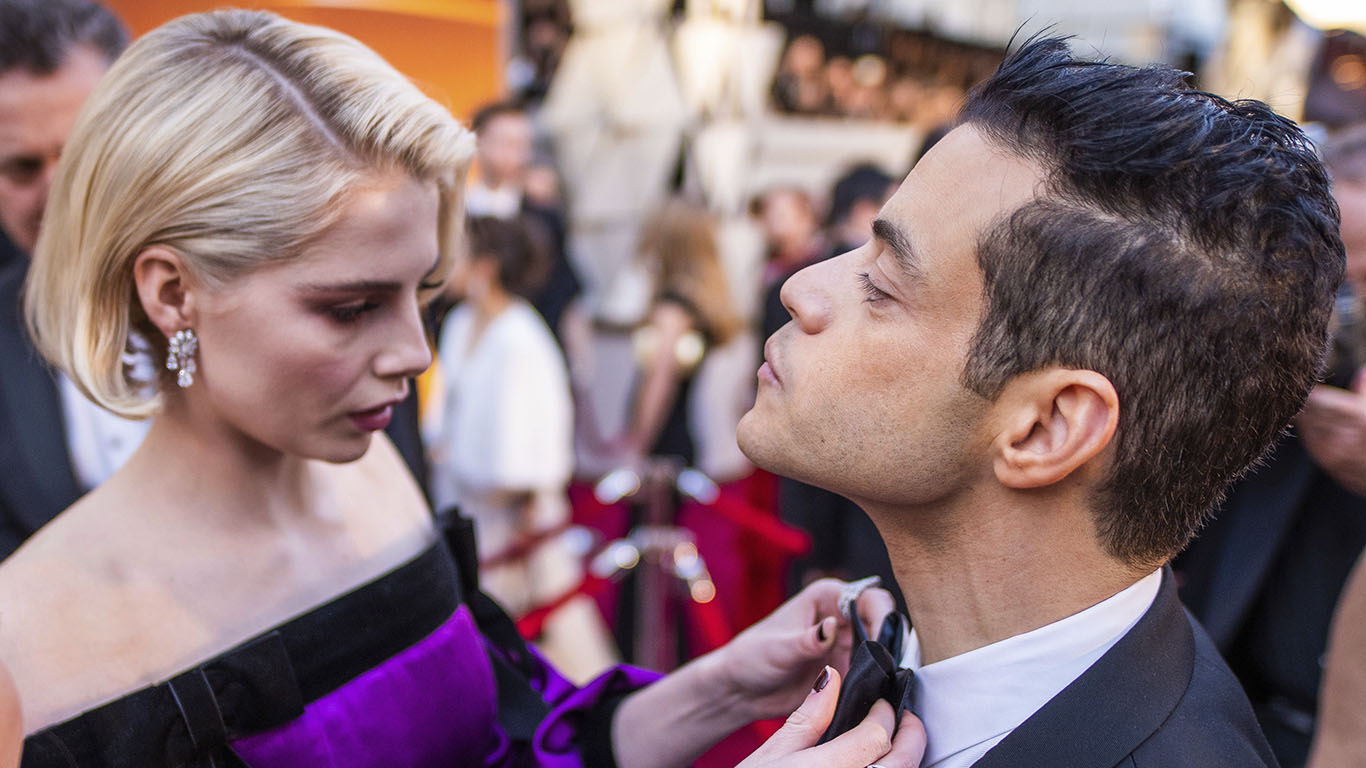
[0,0,126,76]
[959,36,1345,568]
[470,99,526,135]
[465,215,550,299]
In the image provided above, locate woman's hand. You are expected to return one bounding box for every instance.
[610,578,899,768]
[712,577,897,722]
[737,666,926,768]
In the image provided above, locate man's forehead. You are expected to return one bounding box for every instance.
[0,46,108,146]
[877,125,1043,263]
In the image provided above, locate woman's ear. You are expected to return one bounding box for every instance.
[133,246,197,338]
[991,368,1120,490]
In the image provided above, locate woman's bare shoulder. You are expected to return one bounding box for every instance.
[0,497,160,731]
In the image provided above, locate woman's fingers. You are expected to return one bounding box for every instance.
[857,587,897,637]
[739,684,924,768]
[801,698,897,767]
[878,711,928,768]
[740,666,842,765]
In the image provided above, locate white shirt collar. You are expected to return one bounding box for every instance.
[900,569,1163,768]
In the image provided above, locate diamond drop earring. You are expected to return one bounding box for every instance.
[166,328,198,388]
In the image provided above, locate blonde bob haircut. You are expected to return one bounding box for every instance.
[25,9,475,419]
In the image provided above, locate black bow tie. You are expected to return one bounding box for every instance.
[819,608,916,743]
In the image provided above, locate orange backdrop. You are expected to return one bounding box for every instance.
[101,0,503,122]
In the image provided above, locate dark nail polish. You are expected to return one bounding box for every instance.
[812,667,830,692]
[817,620,829,643]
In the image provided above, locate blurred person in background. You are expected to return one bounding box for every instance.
[771,34,829,115]
[615,199,743,469]
[1307,553,1366,767]
[0,12,923,766]
[0,0,138,561]
[754,187,826,294]
[1176,122,1366,768]
[468,100,580,341]
[425,214,616,683]
[826,162,894,257]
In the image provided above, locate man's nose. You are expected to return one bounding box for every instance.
[779,257,835,334]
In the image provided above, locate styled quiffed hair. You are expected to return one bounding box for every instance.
[959,36,1344,568]
[25,9,476,418]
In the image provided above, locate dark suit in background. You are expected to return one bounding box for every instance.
[0,239,81,559]
[1178,431,1366,767]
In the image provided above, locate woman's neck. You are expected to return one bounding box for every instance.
[117,397,333,532]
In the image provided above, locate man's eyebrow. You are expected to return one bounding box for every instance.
[872,218,923,281]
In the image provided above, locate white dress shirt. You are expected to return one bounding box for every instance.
[901,569,1163,767]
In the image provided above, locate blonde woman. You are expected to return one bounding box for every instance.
[0,10,922,768]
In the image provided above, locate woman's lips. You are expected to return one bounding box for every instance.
[349,404,394,432]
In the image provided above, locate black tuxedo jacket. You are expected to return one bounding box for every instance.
[971,568,1277,767]
[0,251,82,560]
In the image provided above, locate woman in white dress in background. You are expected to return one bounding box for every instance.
[426,214,617,682]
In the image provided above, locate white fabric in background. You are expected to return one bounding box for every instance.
[59,374,148,492]
[426,300,573,537]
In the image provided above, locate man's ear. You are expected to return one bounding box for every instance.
[991,368,1119,489]
[133,246,197,338]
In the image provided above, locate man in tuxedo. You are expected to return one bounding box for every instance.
[0,0,132,560]
[738,36,1343,767]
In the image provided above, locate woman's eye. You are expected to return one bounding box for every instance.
[858,272,890,303]
[330,301,378,324]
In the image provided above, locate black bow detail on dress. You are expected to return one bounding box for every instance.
[818,606,915,743]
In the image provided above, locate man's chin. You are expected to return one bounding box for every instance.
[736,409,796,478]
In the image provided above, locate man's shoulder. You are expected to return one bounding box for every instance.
[975,572,1276,768]
[1127,612,1278,767]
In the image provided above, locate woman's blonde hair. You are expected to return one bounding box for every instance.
[25,9,475,418]
[637,199,742,346]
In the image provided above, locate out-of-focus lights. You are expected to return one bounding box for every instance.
[1332,55,1366,91]
[690,579,717,604]
[1284,0,1366,32]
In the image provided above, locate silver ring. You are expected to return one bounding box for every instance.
[837,575,882,620]
[867,764,891,768]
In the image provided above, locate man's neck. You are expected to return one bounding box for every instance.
[869,495,1148,665]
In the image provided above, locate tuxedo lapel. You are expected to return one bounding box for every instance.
[972,568,1193,768]
[0,259,81,537]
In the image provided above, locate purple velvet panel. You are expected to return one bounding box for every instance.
[227,603,661,768]
[229,606,507,767]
